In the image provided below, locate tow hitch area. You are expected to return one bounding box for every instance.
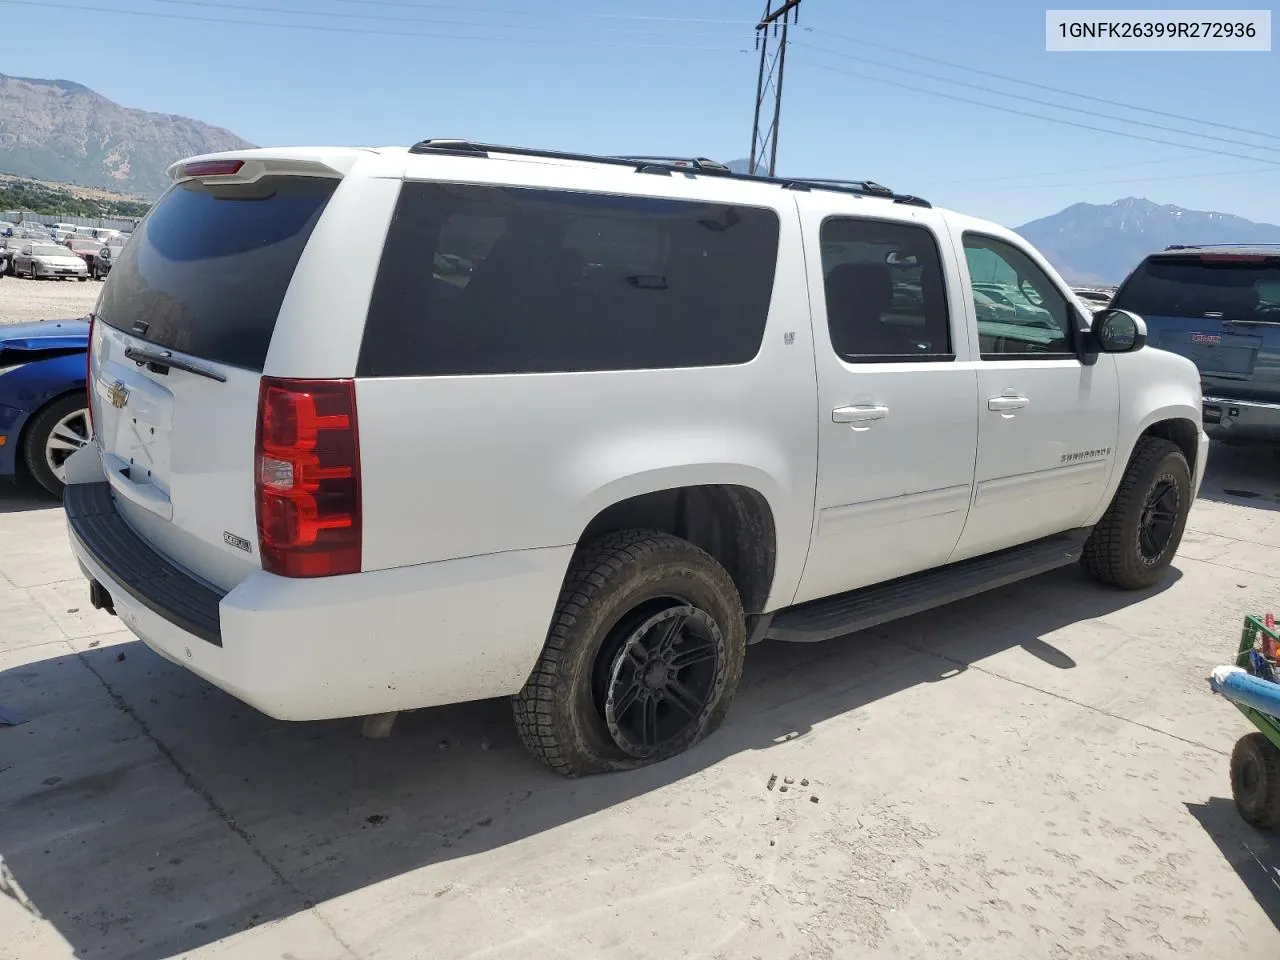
[89,580,116,616]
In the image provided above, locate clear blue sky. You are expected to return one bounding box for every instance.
[2,0,1277,226]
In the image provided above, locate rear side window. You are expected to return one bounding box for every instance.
[1113,256,1280,323]
[818,216,953,362]
[96,176,338,371]
[357,182,781,376]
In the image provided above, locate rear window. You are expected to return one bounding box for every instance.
[96,176,338,371]
[357,182,781,376]
[1113,255,1280,324]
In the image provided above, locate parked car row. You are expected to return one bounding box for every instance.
[0,228,126,280]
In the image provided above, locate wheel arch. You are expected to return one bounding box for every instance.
[576,482,779,616]
[1091,401,1203,526]
[1138,416,1200,475]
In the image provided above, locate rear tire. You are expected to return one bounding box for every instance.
[1082,437,1191,590]
[1231,733,1280,829]
[512,530,746,777]
[22,394,92,497]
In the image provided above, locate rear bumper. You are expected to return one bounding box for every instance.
[1202,396,1280,442]
[65,480,572,721]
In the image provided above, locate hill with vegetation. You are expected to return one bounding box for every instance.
[0,176,150,219]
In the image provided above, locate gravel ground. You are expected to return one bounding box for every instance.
[0,273,103,324]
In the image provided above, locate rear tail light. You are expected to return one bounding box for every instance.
[254,378,361,577]
[182,159,245,178]
[86,314,95,435]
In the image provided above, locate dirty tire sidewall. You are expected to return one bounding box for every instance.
[1230,732,1280,829]
[513,530,746,777]
[1083,437,1191,591]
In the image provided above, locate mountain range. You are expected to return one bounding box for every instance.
[0,73,253,197]
[1015,198,1280,286]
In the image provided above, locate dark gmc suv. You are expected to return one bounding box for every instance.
[1111,245,1280,446]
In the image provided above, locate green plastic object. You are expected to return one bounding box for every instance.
[1233,615,1280,752]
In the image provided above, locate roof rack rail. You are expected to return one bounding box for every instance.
[784,177,894,197]
[406,139,931,207]
[613,155,732,172]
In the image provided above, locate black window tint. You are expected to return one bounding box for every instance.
[962,233,1075,358]
[96,176,338,371]
[818,217,952,362]
[358,183,780,376]
[1112,256,1280,322]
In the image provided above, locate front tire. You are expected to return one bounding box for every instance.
[513,530,746,777]
[1082,437,1191,590]
[22,394,92,497]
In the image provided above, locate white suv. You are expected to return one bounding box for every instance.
[64,141,1208,776]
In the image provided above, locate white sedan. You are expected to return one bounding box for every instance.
[13,242,90,281]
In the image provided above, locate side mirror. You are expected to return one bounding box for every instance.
[1094,308,1147,353]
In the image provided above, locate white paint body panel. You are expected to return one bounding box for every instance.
[65,144,1207,721]
[793,197,979,603]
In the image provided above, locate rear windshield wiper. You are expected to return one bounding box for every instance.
[124,345,227,382]
[1222,318,1280,327]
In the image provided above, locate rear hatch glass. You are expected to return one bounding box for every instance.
[1112,254,1280,390]
[96,175,338,370]
[89,173,338,592]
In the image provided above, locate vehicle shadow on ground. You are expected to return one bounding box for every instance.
[0,481,56,514]
[1186,797,1280,931]
[1198,442,1280,514]
[0,561,1181,960]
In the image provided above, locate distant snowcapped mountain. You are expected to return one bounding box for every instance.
[1015,197,1280,286]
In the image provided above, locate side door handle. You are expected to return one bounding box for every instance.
[987,395,1029,412]
[833,404,889,423]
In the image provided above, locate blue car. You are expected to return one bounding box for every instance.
[0,318,92,496]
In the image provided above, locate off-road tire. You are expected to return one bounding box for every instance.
[22,393,89,497]
[1082,436,1191,590]
[512,530,746,777]
[1230,732,1280,829]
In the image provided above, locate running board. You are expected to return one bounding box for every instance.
[767,529,1091,643]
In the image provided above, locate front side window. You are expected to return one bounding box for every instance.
[963,233,1075,358]
[818,217,953,362]
[358,183,781,376]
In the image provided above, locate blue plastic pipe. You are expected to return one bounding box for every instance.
[1210,666,1280,719]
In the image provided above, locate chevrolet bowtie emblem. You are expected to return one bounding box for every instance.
[107,380,129,409]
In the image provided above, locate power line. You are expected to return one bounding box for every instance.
[796,40,1280,158]
[134,0,754,34]
[327,0,756,25]
[800,60,1280,168]
[0,0,749,49]
[804,26,1280,145]
[935,155,1211,186]
[986,166,1280,191]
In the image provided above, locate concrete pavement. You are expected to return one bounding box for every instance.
[2,445,1279,959]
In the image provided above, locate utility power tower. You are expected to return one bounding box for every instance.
[748,0,802,177]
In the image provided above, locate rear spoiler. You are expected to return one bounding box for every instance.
[167,155,347,186]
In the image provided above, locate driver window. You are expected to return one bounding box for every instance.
[962,233,1075,359]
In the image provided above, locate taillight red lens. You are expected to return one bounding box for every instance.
[85,314,95,435]
[182,159,245,178]
[254,377,361,577]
